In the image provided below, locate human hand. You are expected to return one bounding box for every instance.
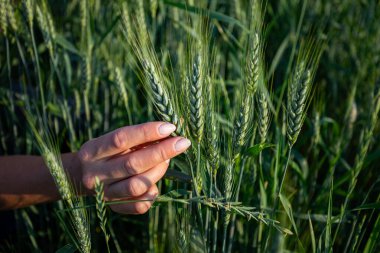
[77,122,191,214]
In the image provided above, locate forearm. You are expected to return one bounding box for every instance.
[0,153,83,210]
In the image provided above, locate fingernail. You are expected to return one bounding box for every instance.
[165,159,170,164]
[159,123,176,136]
[175,138,191,152]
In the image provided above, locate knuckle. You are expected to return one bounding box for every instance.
[151,187,159,197]
[154,147,168,162]
[134,202,151,214]
[126,180,146,197]
[78,146,91,163]
[112,130,126,149]
[124,157,139,176]
[82,175,94,190]
[139,124,151,141]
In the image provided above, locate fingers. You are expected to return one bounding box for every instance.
[97,137,191,183]
[106,161,169,199]
[78,122,177,161]
[110,184,158,215]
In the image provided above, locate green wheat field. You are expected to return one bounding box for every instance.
[0,0,380,252]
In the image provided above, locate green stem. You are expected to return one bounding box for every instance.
[278,147,292,197]
[212,211,219,253]
[108,221,122,253]
[265,145,292,251]
[227,158,246,253]
[222,222,228,253]
[29,23,46,120]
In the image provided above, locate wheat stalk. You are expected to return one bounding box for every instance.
[80,0,87,37]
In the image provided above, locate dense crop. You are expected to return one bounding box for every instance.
[0,0,379,252]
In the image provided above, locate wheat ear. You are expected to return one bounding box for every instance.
[257,89,270,144]
[123,7,184,136]
[2,0,18,34]
[36,4,54,57]
[114,66,133,125]
[95,177,110,252]
[287,61,311,147]
[26,114,91,253]
[141,60,184,136]
[188,53,205,143]
[232,32,261,155]
[0,0,8,36]
[24,0,34,29]
[121,1,132,41]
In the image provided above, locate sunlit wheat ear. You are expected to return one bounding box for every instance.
[71,208,91,253]
[43,149,72,201]
[25,114,91,253]
[142,60,184,137]
[123,12,184,137]
[43,152,91,253]
[187,20,211,143]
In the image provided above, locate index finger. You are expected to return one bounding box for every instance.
[79,122,177,161]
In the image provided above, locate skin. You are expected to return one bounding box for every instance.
[0,121,191,214]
